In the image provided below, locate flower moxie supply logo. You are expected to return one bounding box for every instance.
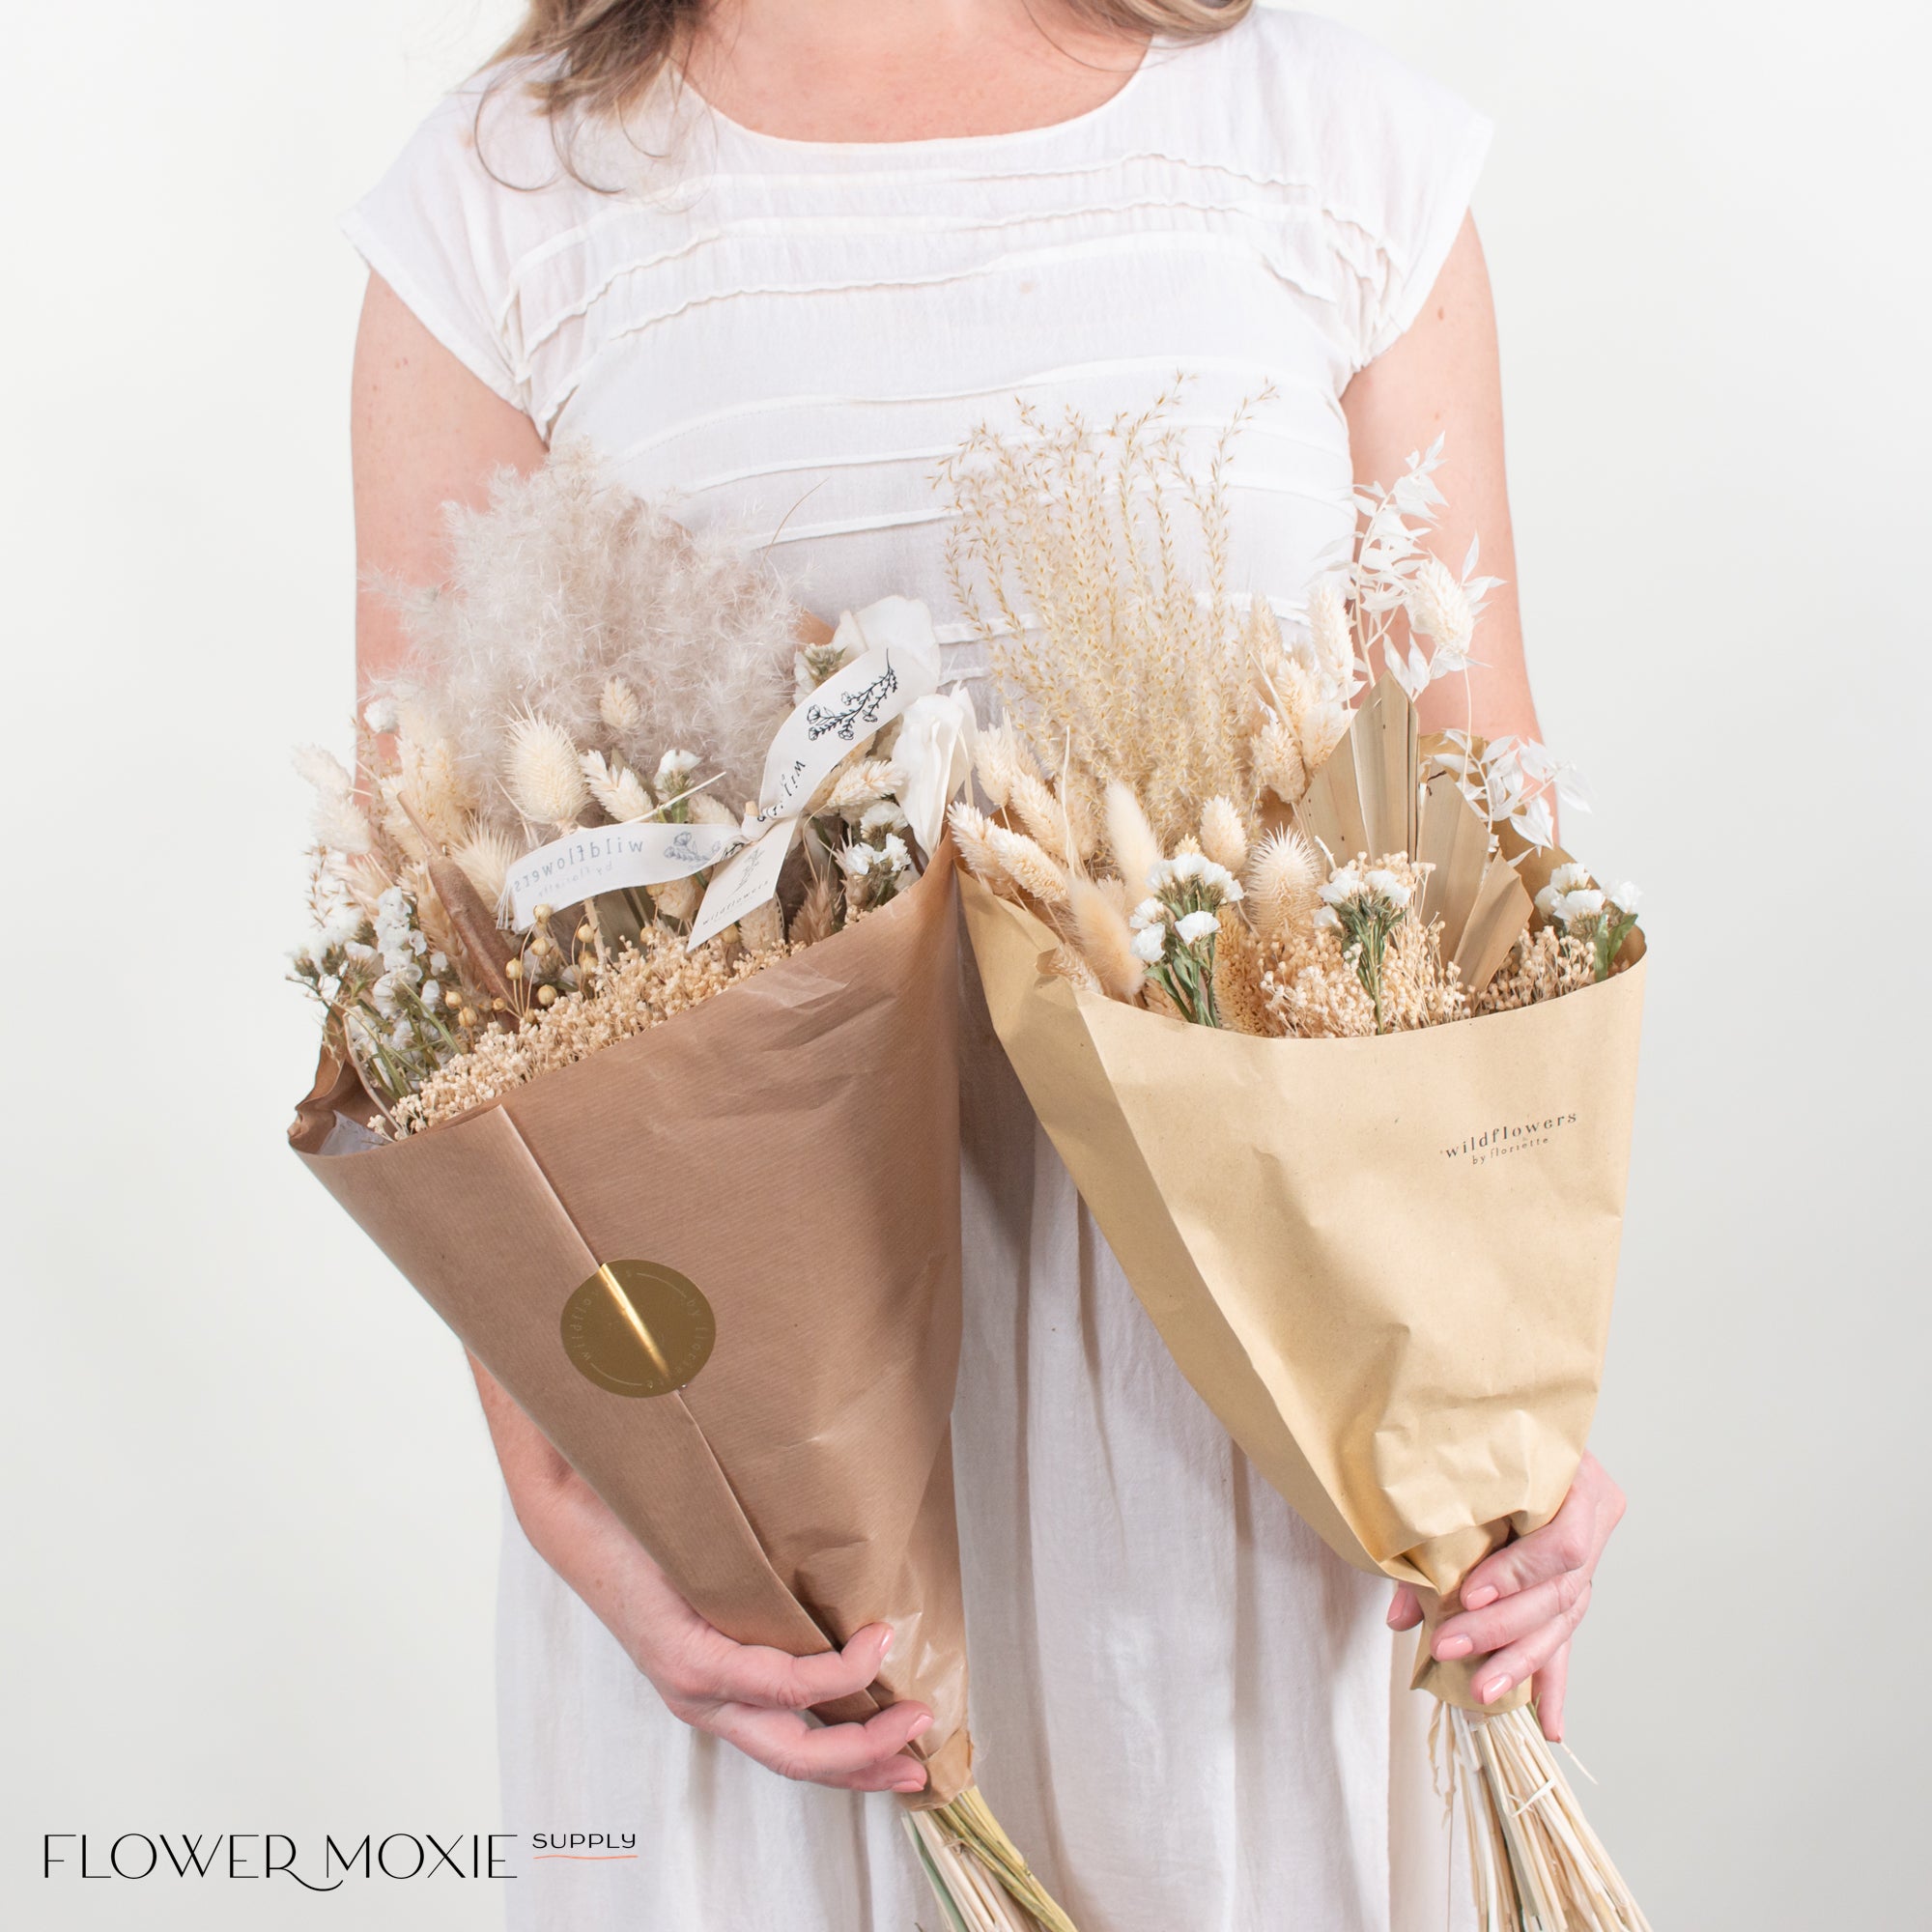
[42,1833,516,1892]
[532,1833,639,1861]
[1442,1112,1580,1169]
[560,1259,716,1397]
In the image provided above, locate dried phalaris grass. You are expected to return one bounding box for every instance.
[986,827,1071,907]
[940,385,1270,850]
[942,392,1641,1040]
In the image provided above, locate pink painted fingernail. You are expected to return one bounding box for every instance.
[878,1627,895,1659]
[895,1778,927,1794]
[1435,1634,1473,1661]
[1476,1672,1512,1704]
[1463,1585,1499,1610]
[908,1715,934,1741]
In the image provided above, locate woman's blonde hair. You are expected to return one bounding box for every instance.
[497,1,1253,130]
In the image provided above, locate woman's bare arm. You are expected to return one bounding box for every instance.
[1344,218,1626,1743]
[351,276,547,694]
[352,274,932,1791]
[1342,214,1541,748]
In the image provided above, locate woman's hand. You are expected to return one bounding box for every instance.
[610,1552,935,1793]
[1386,1453,1627,1741]
[470,1356,934,1794]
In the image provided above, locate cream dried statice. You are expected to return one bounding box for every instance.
[1126,851,1245,1027]
[1534,865,1642,980]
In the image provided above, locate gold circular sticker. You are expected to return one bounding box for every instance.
[560,1261,715,1398]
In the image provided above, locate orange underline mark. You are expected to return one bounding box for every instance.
[532,1854,640,1861]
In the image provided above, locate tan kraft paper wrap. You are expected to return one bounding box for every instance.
[961,871,1644,1715]
[291,854,974,1804]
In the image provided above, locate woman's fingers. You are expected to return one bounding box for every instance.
[1461,1486,1595,1611]
[658,1621,893,1718]
[1386,1584,1423,1631]
[696,1620,895,1713]
[708,1698,934,1792]
[1535,1641,1571,1742]
[1431,1568,1585,1662]
[1468,1581,1590,1706]
[1460,1456,1623,1612]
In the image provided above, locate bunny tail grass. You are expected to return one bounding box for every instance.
[904,1785,1079,1932]
[1442,1705,1652,1932]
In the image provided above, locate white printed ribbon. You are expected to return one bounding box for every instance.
[686,596,943,947]
[500,598,946,942]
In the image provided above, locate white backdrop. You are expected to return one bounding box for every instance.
[3,3,1924,1926]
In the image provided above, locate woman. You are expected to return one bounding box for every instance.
[350,4,1628,1927]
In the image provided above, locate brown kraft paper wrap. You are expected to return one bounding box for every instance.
[961,870,1645,1716]
[291,854,973,1804]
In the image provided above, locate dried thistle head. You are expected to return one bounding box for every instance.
[1247,829,1321,938]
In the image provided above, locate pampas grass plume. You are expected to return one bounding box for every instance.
[379,445,796,830]
[791,871,838,947]
[1255,715,1307,806]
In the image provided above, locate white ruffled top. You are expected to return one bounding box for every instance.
[348,11,1487,680]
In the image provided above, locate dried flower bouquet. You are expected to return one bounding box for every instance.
[947,394,1652,1932]
[287,456,1072,1932]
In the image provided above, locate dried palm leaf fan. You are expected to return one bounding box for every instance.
[1295,675,1533,996]
[1300,684,1649,1931]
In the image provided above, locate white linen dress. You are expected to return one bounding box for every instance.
[348,13,1490,1929]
